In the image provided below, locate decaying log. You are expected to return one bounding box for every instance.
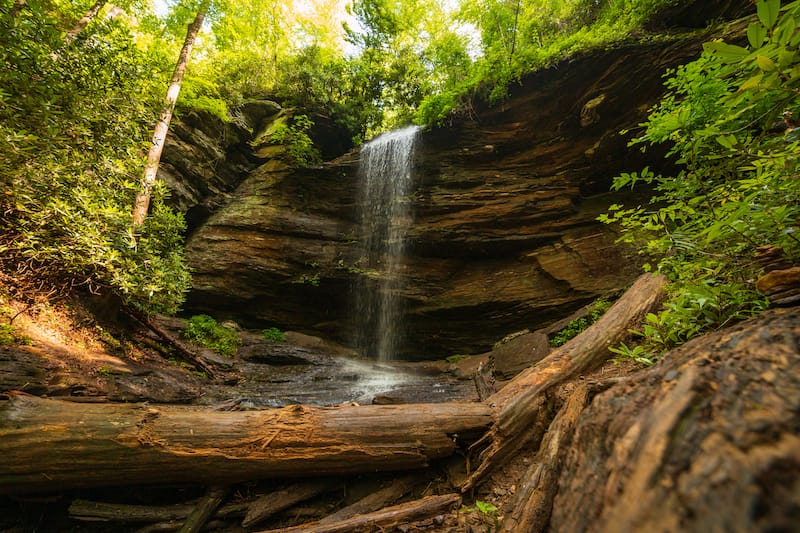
[473,361,495,401]
[548,307,800,532]
[258,493,462,533]
[70,498,247,531]
[242,480,338,528]
[0,394,492,495]
[318,475,418,524]
[500,384,589,532]
[178,485,229,533]
[463,273,667,490]
[70,499,198,523]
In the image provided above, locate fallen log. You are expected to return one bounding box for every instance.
[500,384,589,532]
[547,306,800,532]
[178,485,229,533]
[242,480,338,528]
[317,474,418,524]
[69,499,198,523]
[463,273,667,490]
[0,395,492,495]
[257,493,462,533]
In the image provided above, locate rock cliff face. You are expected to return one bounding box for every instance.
[182,37,708,359]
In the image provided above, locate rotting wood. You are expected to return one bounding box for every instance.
[318,475,418,524]
[257,493,462,533]
[242,480,338,528]
[500,384,589,532]
[178,485,229,533]
[70,498,247,528]
[463,273,667,490]
[473,361,495,401]
[69,499,198,523]
[0,393,492,495]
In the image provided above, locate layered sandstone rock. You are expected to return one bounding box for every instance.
[181,37,715,359]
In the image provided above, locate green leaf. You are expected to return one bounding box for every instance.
[703,41,749,62]
[748,23,767,48]
[775,16,797,44]
[757,0,780,29]
[739,73,764,91]
[756,54,777,71]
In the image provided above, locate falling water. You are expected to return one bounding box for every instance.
[353,125,420,361]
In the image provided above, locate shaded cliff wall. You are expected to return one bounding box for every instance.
[181,34,714,359]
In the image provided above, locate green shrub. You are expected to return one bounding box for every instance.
[269,114,321,167]
[601,0,798,362]
[0,324,14,346]
[550,298,613,347]
[183,315,240,356]
[0,9,191,315]
[261,327,286,342]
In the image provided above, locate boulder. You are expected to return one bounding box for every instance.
[491,331,551,380]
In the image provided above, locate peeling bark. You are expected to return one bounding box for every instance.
[500,384,589,532]
[0,395,492,495]
[548,307,800,533]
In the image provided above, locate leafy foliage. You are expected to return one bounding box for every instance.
[0,4,191,314]
[601,0,798,363]
[183,314,240,356]
[261,327,286,342]
[550,298,612,347]
[268,114,321,167]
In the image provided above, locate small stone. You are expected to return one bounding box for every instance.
[664,370,679,382]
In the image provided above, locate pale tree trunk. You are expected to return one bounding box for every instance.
[131,0,210,229]
[8,0,26,17]
[64,0,107,45]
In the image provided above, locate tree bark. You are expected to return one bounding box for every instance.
[257,494,462,533]
[0,393,492,495]
[500,384,589,532]
[547,306,800,533]
[318,475,418,524]
[178,485,229,533]
[242,481,338,528]
[463,273,667,490]
[64,0,107,45]
[131,0,209,229]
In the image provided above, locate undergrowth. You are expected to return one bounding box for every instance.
[182,314,240,357]
[603,0,798,365]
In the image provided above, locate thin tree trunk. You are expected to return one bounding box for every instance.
[131,0,209,229]
[8,0,26,17]
[64,0,107,45]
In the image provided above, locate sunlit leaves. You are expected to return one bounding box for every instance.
[0,2,190,314]
[601,0,800,360]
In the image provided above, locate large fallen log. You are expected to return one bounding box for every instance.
[463,273,667,490]
[546,306,800,532]
[0,395,492,495]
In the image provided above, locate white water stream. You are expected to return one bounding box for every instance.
[353,126,420,361]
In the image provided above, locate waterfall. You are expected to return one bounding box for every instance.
[353,125,420,361]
